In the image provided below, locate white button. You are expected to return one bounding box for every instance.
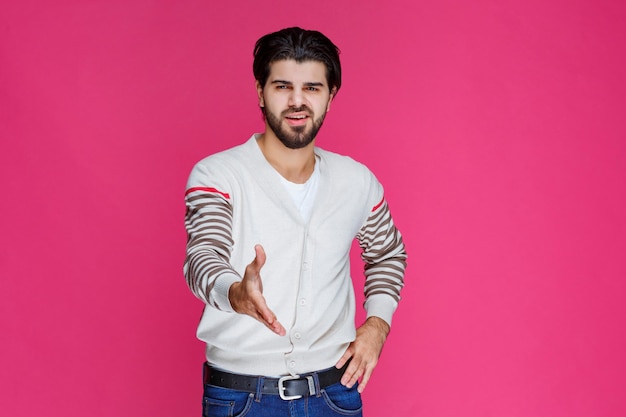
[302,262,309,270]
[289,361,296,368]
[299,299,306,306]
[294,332,301,339]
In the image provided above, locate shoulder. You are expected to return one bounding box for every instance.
[316,146,379,185]
[187,136,258,188]
[195,137,255,169]
[315,147,372,175]
[316,146,384,206]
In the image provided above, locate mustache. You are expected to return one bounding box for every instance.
[283,106,313,116]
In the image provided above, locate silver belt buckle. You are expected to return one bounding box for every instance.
[278,375,315,400]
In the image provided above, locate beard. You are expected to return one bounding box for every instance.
[263,105,327,149]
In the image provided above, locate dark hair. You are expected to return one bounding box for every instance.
[253,27,341,94]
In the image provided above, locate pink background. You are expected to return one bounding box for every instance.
[2,1,625,416]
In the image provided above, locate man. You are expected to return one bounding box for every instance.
[184,27,407,416]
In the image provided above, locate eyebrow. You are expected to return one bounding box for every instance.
[271,80,326,87]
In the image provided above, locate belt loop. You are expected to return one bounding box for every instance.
[202,362,209,385]
[255,376,264,402]
[312,371,322,398]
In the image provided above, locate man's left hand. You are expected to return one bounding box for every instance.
[335,316,390,393]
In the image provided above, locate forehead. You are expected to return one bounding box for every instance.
[267,59,328,85]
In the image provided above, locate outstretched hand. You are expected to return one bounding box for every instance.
[335,316,390,393]
[228,244,286,336]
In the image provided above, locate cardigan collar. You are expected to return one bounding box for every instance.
[244,134,334,227]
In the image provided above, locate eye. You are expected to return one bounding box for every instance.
[306,86,319,92]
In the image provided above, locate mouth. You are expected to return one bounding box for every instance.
[285,112,310,126]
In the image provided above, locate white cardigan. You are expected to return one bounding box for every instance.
[184,134,407,376]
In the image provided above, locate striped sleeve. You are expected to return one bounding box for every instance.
[183,186,240,311]
[356,196,407,326]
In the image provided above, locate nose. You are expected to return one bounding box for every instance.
[288,89,304,108]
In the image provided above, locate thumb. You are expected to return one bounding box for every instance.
[253,244,266,270]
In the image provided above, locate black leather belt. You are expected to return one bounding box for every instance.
[203,362,347,400]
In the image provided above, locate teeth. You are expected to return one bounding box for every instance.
[288,115,306,119]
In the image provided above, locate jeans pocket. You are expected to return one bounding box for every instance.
[202,385,254,417]
[321,382,363,415]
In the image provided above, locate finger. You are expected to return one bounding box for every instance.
[249,292,285,336]
[253,244,266,269]
[267,318,286,336]
[357,365,374,393]
[256,309,286,336]
[243,245,265,292]
[343,366,363,389]
[341,357,362,388]
[257,304,279,329]
[335,347,354,369]
[250,291,274,321]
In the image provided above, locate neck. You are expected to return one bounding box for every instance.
[257,132,316,184]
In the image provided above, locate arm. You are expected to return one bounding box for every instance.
[228,244,286,336]
[336,196,407,392]
[184,186,240,311]
[184,185,285,334]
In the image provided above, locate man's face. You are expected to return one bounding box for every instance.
[257,59,335,149]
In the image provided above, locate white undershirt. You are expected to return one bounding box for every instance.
[278,156,320,223]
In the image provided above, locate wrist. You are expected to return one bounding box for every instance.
[228,281,242,313]
[366,316,390,338]
[212,273,242,312]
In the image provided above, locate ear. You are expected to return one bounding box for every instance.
[326,87,337,112]
[256,80,264,107]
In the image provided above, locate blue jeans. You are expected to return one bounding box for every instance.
[202,380,363,417]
